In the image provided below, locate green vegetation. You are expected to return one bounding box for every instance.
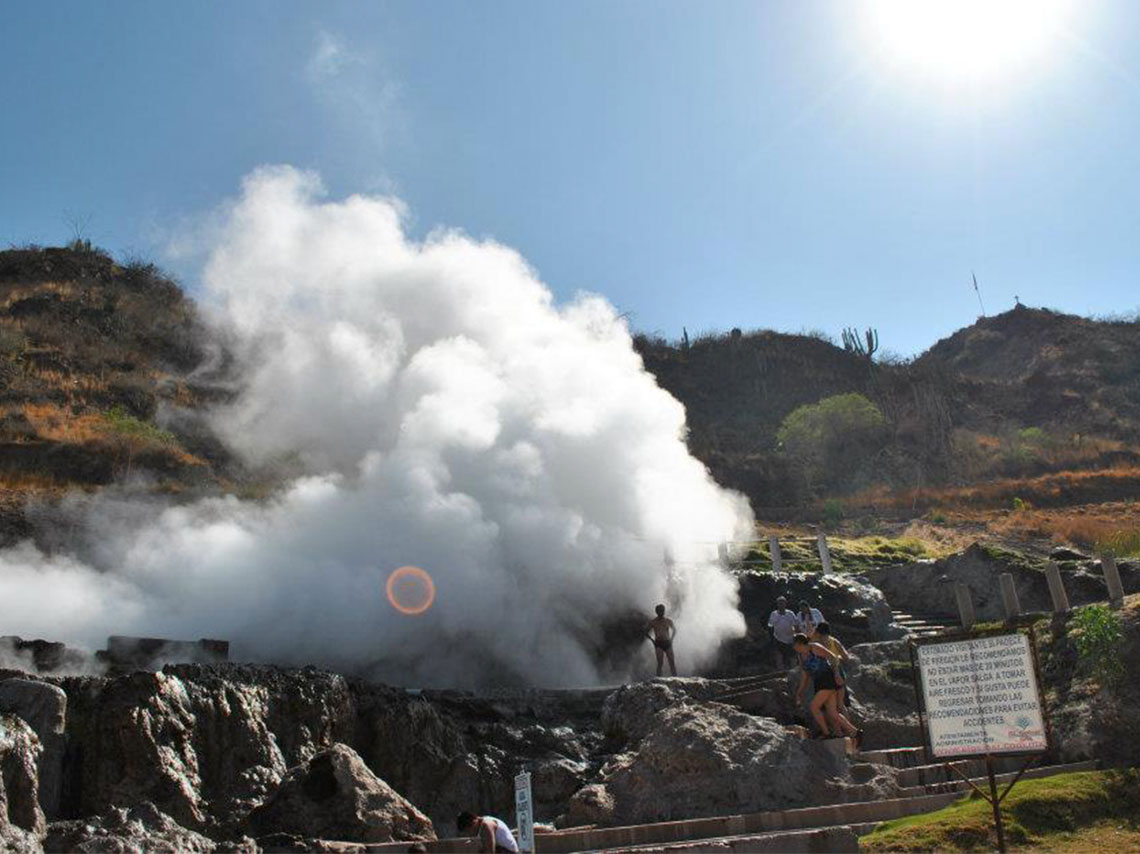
[823,498,845,528]
[777,393,887,492]
[1070,605,1125,688]
[103,406,177,446]
[862,770,1140,851]
[841,326,879,361]
[1096,529,1140,558]
[736,534,936,574]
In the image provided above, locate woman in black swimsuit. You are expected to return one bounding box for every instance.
[793,633,861,743]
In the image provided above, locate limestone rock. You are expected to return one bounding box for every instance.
[602,680,711,746]
[865,543,1140,621]
[58,665,354,829]
[0,678,67,818]
[738,571,895,643]
[600,701,846,825]
[0,713,45,851]
[245,743,435,844]
[717,570,898,674]
[532,757,587,805]
[843,641,922,750]
[563,783,615,828]
[43,802,216,853]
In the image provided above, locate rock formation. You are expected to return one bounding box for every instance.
[865,543,1140,620]
[0,713,44,852]
[0,550,1133,850]
[43,802,217,853]
[245,743,434,844]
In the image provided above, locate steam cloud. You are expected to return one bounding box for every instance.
[0,167,754,686]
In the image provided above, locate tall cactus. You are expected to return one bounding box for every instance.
[842,326,879,362]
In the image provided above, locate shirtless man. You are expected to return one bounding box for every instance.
[646,603,677,676]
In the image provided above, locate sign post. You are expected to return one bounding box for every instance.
[912,627,1050,853]
[514,771,535,853]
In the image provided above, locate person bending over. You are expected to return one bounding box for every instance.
[792,633,862,745]
[457,811,519,853]
[646,603,677,676]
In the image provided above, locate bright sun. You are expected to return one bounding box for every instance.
[866,0,1073,83]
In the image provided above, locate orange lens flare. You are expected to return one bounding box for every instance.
[385,566,436,616]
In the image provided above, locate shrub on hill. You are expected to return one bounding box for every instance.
[777,393,888,494]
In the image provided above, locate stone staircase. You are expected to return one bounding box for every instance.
[891,609,958,638]
[370,745,1097,853]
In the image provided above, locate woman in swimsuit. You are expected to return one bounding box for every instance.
[792,633,862,744]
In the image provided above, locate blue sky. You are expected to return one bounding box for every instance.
[2,1,1138,355]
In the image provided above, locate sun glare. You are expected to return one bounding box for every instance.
[866,0,1073,83]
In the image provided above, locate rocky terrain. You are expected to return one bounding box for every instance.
[1,577,1137,852]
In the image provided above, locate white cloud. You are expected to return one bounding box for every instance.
[306,30,354,81]
[303,29,402,153]
[0,167,754,687]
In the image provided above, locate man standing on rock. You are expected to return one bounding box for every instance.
[646,603,678,676]
[768,596,800,670]
[457,811,520,853]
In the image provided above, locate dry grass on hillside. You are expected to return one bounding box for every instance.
[985,503,1140,556]
[848,465,1140,514]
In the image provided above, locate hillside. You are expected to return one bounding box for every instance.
[0,245,234,544]
[636,307,1140,514]
[3,245,1140,538]
[918,305,1140,436]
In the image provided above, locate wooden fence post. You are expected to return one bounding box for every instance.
[768,536,782,573]
[999,573,1021,619]
[1099,553,1125,610]
[817,533,833,574]
[955,583,977,630]
[1044,562,1070,614]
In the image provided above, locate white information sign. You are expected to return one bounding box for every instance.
[917,633,1047,758]
[514,771,535,853]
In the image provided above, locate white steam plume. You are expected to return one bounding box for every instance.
[0,166,753,686]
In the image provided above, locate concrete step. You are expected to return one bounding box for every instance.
[525,791,964,853]
[584,822,875,852]
[370,759,1092,853]
[854,746,929,768]
[571,761,1098,851]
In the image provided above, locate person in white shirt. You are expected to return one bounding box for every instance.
[767,596,801,669]
[457,811,519,853]
[797,600,825,637]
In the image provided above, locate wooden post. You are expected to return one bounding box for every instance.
[986,754,1007,853]
[717,542,729,566]
[1100,554,1125,610]
[955,583,977,630]
[817,533,833,574]
[999,573,1021,620]
[1044,562,1070,614]
[768,536,782,573]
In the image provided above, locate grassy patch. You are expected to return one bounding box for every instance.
[101,406,177,446]
[861,770,1140,851]
[737,534,944,573]
[1097,528,1140,558]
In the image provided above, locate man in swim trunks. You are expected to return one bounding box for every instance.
[646,603,677,676]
